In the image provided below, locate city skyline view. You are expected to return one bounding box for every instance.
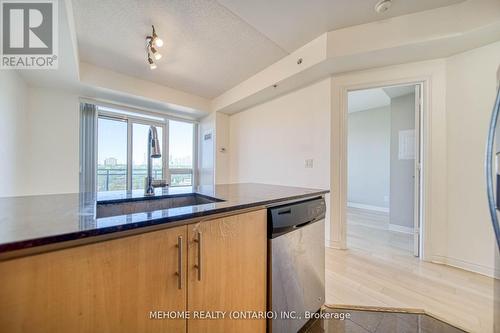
[99,154,193,168]
[97,118,194,191]
[97,118,193,168]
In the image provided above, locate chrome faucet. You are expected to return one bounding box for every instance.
[144,126,167,196]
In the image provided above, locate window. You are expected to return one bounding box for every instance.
[132,123,163,189]
[97,117,128,191]
[96,106,196,191]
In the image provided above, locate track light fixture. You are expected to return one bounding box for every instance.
[146,25,163,69]
[152,26,164,48]
[150,46,162,60]
[147,52,157,70]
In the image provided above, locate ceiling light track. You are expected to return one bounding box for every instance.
[146,25,164,70]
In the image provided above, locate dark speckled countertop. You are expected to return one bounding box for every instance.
[0,183,328,257]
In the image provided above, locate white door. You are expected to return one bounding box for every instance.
[413,84,423,257]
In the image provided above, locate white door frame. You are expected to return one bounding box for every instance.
[328,60,448,262]
[413,84,423,257]
[344,82,423,256]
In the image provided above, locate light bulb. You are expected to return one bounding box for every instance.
[147,54,156,69]
[154,38,164,48]
[150,46,162,60]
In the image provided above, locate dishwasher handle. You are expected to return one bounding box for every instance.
[270,217,324,238]
[294,220,313,229]
[269,197,325,227]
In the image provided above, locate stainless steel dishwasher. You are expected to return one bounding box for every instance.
[268,197,326,333]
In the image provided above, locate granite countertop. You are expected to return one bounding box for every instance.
[0,183,328,256]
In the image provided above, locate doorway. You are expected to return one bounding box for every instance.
[346,83,422,257]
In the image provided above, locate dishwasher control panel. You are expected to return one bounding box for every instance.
[268,197,326,238]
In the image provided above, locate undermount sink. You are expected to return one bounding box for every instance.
[96,193,224,218]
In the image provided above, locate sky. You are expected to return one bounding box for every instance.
[98,118,127,164]
[97,118,193,167]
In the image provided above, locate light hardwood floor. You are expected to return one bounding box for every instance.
[325,208,498,333]
[346,208,413,256]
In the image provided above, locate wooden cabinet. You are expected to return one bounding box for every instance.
[0,225,187,333]
[187,209,267,333]
[0,209,267,333]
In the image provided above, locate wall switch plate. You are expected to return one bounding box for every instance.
[305,159,314,168]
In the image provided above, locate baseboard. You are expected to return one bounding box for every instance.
[388,224,413,234]
[430,254,500,279]
[347,202,389,213]
[325,239,345,249]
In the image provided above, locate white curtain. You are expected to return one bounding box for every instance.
[79,103,97,193]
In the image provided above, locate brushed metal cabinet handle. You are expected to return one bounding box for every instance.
[194,231,202,281]
[176,236,183,289]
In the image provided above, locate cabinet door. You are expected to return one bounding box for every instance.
[187,209,267,333]
[0,226,187,333]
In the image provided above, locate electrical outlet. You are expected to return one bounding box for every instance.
[305,159,314,168]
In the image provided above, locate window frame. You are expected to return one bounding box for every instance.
[96,105,197,191]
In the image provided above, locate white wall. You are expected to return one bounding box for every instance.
[445,41,500,277]
[347,106,390,210]
[215,112,230,184]
[24,87,80,195]
[229,78,331,188]
[80,62,210,116]
[389,93,416,229]
[229,78,331,241]
[0,76,80,197]
[0,71,28,197]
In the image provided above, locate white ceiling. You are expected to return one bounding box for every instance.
[348,88,390,113]
[216,0,465,52]
[383,85,416,98]
[72,0,287,99]
[72,0,465,99]
[348,84,416,113]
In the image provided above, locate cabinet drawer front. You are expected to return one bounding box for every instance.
[0,226,187,333]
[187,209,267,333]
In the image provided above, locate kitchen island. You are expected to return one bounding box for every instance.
[0,183,328,333]
[0,183,328,257]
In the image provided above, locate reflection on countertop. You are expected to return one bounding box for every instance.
[0,183,328,255]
